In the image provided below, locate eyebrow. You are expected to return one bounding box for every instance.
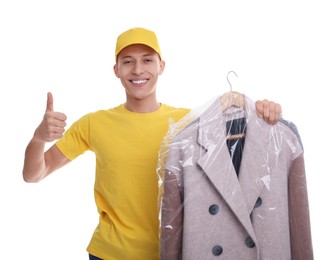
[121,53,155,60]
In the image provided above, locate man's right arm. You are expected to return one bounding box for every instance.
[23,92,70,182]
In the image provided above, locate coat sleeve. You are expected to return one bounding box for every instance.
[160,169,183,260]
[288,154,314,260]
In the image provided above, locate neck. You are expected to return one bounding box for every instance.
[124,99,161,113]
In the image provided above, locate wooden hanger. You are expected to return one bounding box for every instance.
[220,90,245,111]
[220,71,245,111]
[221,71,246,139]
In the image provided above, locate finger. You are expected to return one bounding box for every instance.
[275,103,282,120]
[262,100,271,123]
[257,99,271,123]
[50,114,67,127]
[44,129,65,142]
[271,103,282,124]
[268,101,276,124]
[49,111,67,121]
[255,100,264,118]
[267,101,282,125]
[48,125,66,135]
[46,92,54,112]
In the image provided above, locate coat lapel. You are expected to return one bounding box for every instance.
[238,112,272,215]
[196,97,272,240]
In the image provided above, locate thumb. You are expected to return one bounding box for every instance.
[46,92,54,112]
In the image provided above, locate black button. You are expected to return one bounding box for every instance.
[245,236,255,248]
[212,245,223,256]
[209,204,219,215]
[254,197,262,207]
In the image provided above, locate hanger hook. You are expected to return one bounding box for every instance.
[227,71,238,91]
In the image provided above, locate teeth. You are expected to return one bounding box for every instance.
[132,79,147,84]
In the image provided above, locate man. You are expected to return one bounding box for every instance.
[23,27,282,260]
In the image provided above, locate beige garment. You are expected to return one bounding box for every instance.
[160,96,313,260]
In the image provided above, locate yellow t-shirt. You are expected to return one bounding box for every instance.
[55,104,189,260]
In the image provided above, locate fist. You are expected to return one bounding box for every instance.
[255,99,282,125]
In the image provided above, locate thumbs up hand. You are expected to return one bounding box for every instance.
[34,92,67,142]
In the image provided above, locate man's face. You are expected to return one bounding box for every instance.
[114,44,165,102]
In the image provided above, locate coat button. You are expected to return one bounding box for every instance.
[209,204,219,215]
[212,245,223,256]
[254,197,262,207]
[245,236,255,248]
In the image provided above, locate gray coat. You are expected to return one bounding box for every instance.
[160,97,313,260]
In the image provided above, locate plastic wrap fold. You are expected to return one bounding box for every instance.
[157,93,313,260]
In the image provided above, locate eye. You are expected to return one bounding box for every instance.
[144,58,153,63]
[122,59,133,64]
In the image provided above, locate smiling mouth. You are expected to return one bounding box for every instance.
[130,79,148,85]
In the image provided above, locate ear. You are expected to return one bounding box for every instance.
[113,64,120,78]
[159,60,166,75]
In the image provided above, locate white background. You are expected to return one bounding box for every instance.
[1,0,332,259]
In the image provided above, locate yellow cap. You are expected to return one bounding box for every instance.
[115,27,162,61]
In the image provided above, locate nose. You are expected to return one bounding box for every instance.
[132,62,144,75]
